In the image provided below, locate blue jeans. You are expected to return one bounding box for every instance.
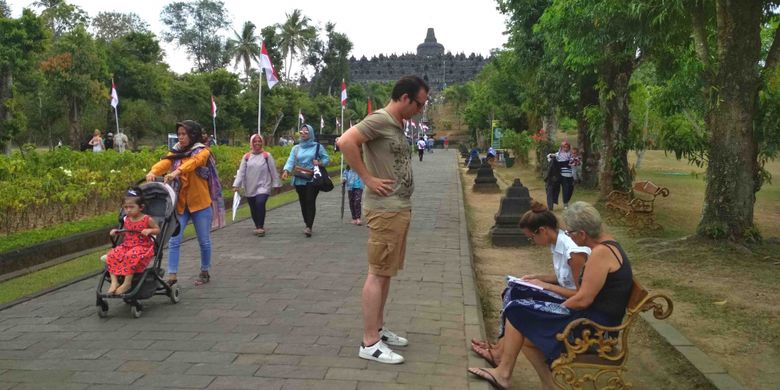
[168,206,212,274]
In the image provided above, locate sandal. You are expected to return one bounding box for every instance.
[254,228,266,237]
[166,274,178,286]
[467,367,508,390]
[194,271,210,286]
[472,345,498,368]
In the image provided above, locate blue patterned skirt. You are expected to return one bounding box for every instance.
[500,284,618,363]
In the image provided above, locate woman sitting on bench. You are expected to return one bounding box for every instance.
[471,201,589,367]
[468,201,634,390]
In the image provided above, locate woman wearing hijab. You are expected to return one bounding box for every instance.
[546,141,574,210]
[145,120,224,286]
[233,134,281,237]
[281,124,330,237]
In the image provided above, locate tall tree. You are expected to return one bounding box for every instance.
[40,26,108,148]
[276,9,316,80]
[91,11,149,41]
[227,21,260,83]
[0,1,10,18]
[307,22,353,96]
[661,0,778,241]
[33,0,88,38]
[443,83,472,132]
[0,9,46,153]
[160,0,231,72]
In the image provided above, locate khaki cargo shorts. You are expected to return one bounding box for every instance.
[365,209,411,277]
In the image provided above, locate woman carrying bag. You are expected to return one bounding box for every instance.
[233,134,281,237]
[281,124,330,237]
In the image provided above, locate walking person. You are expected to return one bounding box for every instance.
[146,120,221,286]
[343,165,365,225]
[281,124,330,237]
[416,137,426,161]
[114,131,129,153]
[337,75,430,364]
[89,129,104,153]
[546,141,574,210]
[233,134,281,237]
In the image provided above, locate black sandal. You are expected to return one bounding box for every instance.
[194,271,210,286]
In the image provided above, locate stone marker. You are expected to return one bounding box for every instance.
[466,155,482,173]
[490,178,533,246]
[473,160,501,192]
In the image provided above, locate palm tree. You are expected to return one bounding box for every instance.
[227,21,260,83]
[276,9,316,80]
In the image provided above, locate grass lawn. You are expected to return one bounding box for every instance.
[486,150,780,388]
[0,189,300,306]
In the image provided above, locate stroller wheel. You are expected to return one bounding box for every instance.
[96,302,109,318]
[131,303,143,318]
[169,284,181,304]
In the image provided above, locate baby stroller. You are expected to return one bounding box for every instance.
[96,179,181,318]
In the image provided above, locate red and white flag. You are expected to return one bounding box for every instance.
[367,97,372,113]
[110,80,119,108]
[260,41,279,89]
[211,96,217,118]
[340,79,347,107]
[320,115,324,131]
[298,109,304,123]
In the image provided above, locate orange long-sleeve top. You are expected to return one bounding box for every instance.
[149,148,212,214]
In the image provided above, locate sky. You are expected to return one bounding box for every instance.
[8,0,509,75]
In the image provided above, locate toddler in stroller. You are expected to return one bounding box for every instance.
[96,180,181,318]
[105,187,160,295]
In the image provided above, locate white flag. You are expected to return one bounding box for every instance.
[110,80,119,108]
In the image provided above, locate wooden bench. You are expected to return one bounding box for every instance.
[550,278,673,389]
[605,181,670,233]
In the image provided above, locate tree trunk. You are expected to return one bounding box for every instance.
[68,98,81,149]
[698,0,761,241]
[542,112,557,141]
[577,76,599,189]
[598,54,633,198]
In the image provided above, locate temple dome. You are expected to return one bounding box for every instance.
[416,28,444,57]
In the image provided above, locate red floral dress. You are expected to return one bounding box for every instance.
[106,215,155,275]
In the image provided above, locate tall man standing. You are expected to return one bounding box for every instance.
[337,76,429,364]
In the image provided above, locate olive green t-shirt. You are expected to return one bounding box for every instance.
[355,109,414,211]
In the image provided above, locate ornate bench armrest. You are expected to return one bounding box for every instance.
[553,317,632,365]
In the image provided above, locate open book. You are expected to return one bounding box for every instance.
[506,275,544,290]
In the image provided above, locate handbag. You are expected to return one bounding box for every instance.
[311,144,334,192]
[292,147,314,180]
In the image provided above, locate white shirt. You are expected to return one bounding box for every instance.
[550,229,591,290]
[416,139,426,150]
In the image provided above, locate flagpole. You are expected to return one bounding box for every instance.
[257,70,263,136]
[212,116,217,143]
[114,107,119,134]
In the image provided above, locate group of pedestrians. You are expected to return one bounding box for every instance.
[87,129,130,153]
[101,75,631,390]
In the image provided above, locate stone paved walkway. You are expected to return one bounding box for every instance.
[0,150,490,390]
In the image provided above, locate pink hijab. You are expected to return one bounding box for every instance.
[249,134,264,154]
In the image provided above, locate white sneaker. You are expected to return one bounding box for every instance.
[358,340,404,364]
[379,327,409,347]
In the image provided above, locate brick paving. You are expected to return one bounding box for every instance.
[0,150,490,390]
